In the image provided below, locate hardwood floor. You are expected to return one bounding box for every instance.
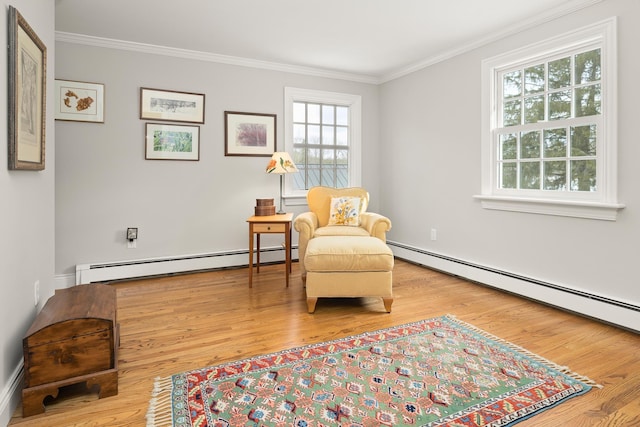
[9,259,640,426]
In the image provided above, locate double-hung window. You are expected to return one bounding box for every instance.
[284,87,361,200]
[478,18,623,220]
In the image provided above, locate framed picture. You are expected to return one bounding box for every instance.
[55,80,105,123]
[8,6,47,171]
[145,123,200,161]
[140,87,205,124]
[224,111,276,157]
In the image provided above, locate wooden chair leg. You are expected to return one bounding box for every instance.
[307,297,318,313]
[383,298,393,313]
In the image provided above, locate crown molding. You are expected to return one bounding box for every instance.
[55,31,381,85]
[56,0,602,86]
[380,0,604,83]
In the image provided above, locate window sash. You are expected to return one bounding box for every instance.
[284,87,361,200]
[478,17,622,220]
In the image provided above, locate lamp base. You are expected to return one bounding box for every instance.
[276,210,287,215]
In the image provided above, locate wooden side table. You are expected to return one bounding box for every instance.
[247,213,293,287]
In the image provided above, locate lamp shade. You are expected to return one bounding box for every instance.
[266,152,298,174]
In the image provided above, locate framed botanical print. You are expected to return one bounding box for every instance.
[8,6,47,170]
[224,111,276,157]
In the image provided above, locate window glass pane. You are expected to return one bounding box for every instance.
[322,126,334,145]
[543,128,567,158]
[544,160,567,190]
[548,57,571,89]
[307,148,320,187]
[571,124,597,156]
[307,125,320,145]
[292,147,306,191]
[571,159,596,191]
[293,102,306,122]
[520,162,541,189]
[500,163,517,189]
[575,49,601,84]
[321,150,335,187]
[322,105,334,124]
[500,133,517,160]
[524,64,545,94]
[307,104,320,124]
[503,99,521,126]
[336,149,349,187]
[520,131,540,159]
[524,95,544,123]
[575,84,601,117]
[336,127,348,146]
[293,124,306,144]
[336,106,348,126]
[548,90,571,120]
[503,70,521,98]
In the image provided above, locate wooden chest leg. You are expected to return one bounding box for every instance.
[88,370,118,398]
[22,384,59,417]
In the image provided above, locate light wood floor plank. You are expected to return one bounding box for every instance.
[9,259,640,426]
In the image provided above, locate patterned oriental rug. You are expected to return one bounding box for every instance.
[146,315,598,427]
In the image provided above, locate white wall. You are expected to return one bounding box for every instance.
[54,43,380,278]
[380,0,639,322]
[0,1,55,424]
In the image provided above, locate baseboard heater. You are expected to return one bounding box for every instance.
[76,246,294,285]
[387,241,640,332]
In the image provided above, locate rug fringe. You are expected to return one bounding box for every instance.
[146,376,175,427]
[444,314,603,389]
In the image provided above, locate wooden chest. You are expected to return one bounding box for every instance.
[22,283,119,417]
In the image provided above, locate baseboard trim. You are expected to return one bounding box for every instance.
[0,362,23,426]
[388,241,640,333]
[75,246,299,284]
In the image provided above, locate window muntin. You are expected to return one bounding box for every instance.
[284,87,361,200]
[496,48,601,195]
[292,102,350,189]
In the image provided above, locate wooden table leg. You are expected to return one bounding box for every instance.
[285,224,291,287]
[256,233,261,273]
[248,224,253,288]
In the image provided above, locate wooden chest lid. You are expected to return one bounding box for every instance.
[24,284,116,342]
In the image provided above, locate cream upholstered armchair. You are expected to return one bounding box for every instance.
[294,186,392,280]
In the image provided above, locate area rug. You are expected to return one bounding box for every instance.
[146,315,598,426]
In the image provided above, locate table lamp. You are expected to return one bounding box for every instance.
[266,152,298,214]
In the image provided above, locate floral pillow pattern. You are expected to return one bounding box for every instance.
[328,197,361,226]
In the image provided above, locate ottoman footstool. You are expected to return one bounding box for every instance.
[303,236,394,313]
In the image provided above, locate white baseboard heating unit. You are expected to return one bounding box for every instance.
[76,247,292,284]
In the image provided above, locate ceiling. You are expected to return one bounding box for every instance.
[55,0,599,82]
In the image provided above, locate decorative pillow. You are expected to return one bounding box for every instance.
[328,197,361,226]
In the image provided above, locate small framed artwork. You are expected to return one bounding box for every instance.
[145,123,200,161]
[55,80,105,123]
[140,87,205,124]
[8,6,47,170]
[224,111,276,157]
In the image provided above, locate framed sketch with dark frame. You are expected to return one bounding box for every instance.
[140,88,205,124]
[145,123,200,161]
[224,111,276,157]
[54,79,105,123]
[8,6,47,170]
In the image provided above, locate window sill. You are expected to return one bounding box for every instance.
[473,195,625,221]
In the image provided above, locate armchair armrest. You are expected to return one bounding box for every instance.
[360,212,392,242]
[294,212,319,278]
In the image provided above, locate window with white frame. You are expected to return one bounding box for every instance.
[284,87,361,199]
[478,18,623,220]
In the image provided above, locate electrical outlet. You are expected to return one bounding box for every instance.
[34,280,40,306]
[430,228,437,241]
